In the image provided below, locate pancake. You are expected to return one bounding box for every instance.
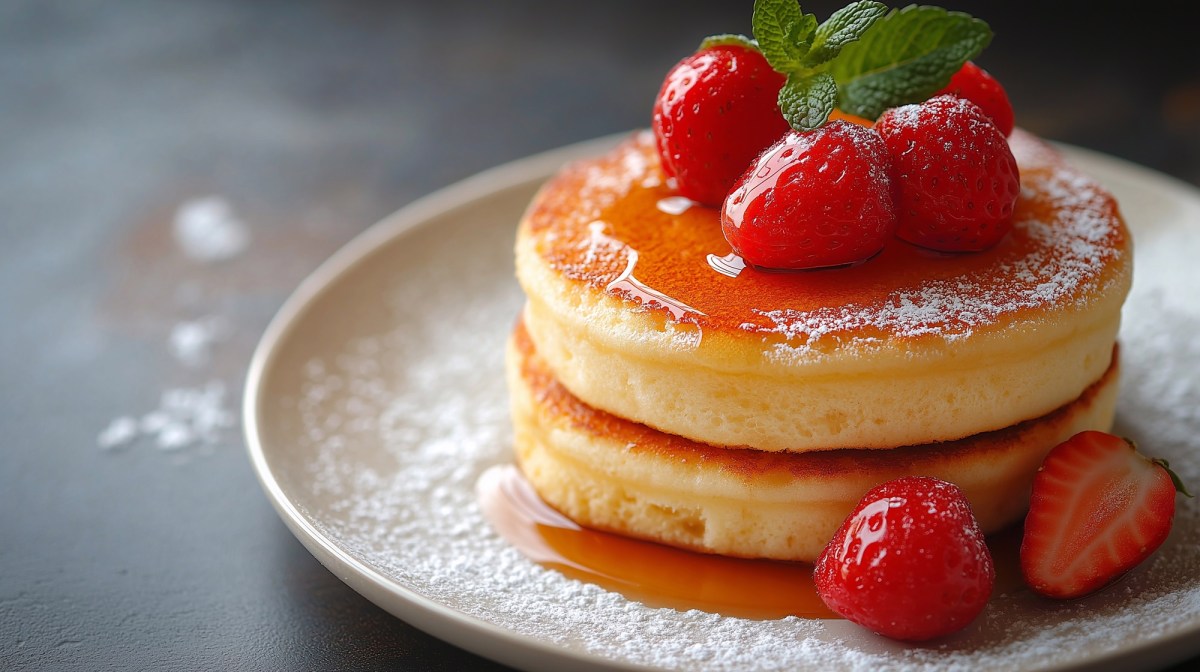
[507,320,1120,562]
[515,129,1132,452]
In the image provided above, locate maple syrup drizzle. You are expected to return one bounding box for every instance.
[585,220,705,319]
[477,465,1026,621]
[478,465,831,619]
[607,250,706,320]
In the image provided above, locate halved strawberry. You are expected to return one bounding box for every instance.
[1021,431,1191,599]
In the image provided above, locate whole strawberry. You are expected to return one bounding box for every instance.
[876,94,1020,252]
[814,476,995,642]
[652,44,789,207]
[720,121,895,270]
[936,61,1014,137]
[1021,431,1191,599]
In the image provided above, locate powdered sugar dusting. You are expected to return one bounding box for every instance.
[750,146,1127,358]
[169,315,230,368]
[98,314,238,452]
[98,195,246,454]
[98,381,234,451]
[172,196,250,262]
[269,145,1200,671]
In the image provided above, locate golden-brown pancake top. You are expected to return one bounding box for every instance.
[522,129,1130,353]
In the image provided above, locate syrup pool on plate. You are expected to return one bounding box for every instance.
[477,465,1025,620]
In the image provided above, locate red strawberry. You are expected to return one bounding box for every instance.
[1021,431,1190,599]
[875,95,1020,252]
[936,61,1015,137]
[720,120,895,270]
[652,44,790,207]
[814,476,994,642]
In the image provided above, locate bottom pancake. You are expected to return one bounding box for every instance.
[507,320,1120,563]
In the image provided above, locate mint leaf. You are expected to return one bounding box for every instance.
[806,1,888,67]
[778,72,837,131]
[831,5,992,119]
[698,33,758,51]
[753,0,815,72]
[728,1,993,132]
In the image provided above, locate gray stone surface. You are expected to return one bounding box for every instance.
[1,1,1196,670]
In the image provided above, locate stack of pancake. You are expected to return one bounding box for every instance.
[507,129,1132,562]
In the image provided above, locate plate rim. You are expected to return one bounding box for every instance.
[243,134,1200,672]
[243,131,658,672]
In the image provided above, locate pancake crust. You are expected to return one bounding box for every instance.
[515,130,1132,451]
[508,321,1120,562]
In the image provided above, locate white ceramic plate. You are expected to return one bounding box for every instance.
[244,134,1200,672]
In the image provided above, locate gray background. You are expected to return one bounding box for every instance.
[2,1,1197,669]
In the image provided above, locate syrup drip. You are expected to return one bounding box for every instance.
[477,465,1026,621]
[607,250,705,320]
[478,465,833,620]
[706,251,746,278]
[586,220,705,319]
[655,196,697,216]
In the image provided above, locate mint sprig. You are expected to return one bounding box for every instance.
[779,72,838,132]
[807,1,892,66]
[704,1,993,132]
[752,0,888,131]
[754,0,821,73]
[832,5,992,120]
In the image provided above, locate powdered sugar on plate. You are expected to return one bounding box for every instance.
[257,144,1200,672]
